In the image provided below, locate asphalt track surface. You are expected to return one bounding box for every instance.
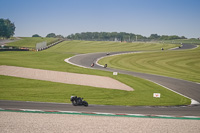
[1,43,200,117]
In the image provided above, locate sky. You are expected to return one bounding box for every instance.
[0,0,200,38]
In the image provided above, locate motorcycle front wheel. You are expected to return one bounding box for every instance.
[83,101,88,107]
[72,101,78,106]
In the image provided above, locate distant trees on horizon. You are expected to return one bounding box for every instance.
[32,32,188,42]
[32,34,41,37]
[32,33,64,39]
[66,32,187,42]
[31,32,188,41]
[32,32,187,41]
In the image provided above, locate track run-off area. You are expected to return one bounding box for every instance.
[1,43,200,120]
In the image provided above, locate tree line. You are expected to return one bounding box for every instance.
[32,33,64,39]
[66,32,187,41]
[0,18,15,38]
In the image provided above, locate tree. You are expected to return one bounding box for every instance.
[159,35,184,40]
[149,34,160,40]
[181,36,187,39]
[56,35,64,38]
[32,34,41,37]
[0,18,15,38]
[46,33,56,38]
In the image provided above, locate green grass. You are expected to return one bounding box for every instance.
[99,46,200,83]
[0,75,190,106]
[0,39,191,106]
[47,40,179,53]
[7,37,58,48]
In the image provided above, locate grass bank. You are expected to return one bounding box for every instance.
[7,37,58,48]
[99,46,200,83]
[46,40,179,53]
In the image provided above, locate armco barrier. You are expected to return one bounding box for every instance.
[0,49,29,51]
[36,39,64,51]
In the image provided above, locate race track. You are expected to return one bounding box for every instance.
[67,44,200,103]
[1,43,200,117]
[64,43,200,117]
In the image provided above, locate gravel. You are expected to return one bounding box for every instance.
[0,65,133,91]
[1,112,200,133]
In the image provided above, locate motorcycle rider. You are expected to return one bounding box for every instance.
[70,96,88,106]
[91,63,94,67]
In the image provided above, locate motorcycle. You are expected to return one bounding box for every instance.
[70,96,88,107]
